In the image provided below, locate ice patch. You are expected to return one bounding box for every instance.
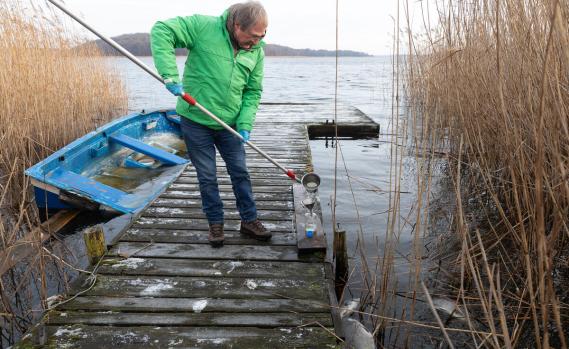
[111,258,145,269]
[245,280,257,290]
[54,327,87,339]
[227,261,244,274]
[280,328,292,333]
[194,280,206,287]
[112,331,150,345]
[141,283,174,295]
[59,312,67,317]
[192,299,208,313]
[196,338,227,344]
[155,207,184,214]
[258,281,276,287]
[133,278,178,296]
[168,339,183,346]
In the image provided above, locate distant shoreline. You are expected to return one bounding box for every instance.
[86,33,372,57]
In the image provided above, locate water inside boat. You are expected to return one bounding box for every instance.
[89,133,187,193]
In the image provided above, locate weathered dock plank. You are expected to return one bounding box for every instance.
[152,197,293,210]
[77,275,329,301]
[16,104,379,348]
[119,228,297,245]
[143,206,294,221]
[46,312,333,327]
[109,242,315,261]
[19,326,338,348]
[131,217,293,231]
[97,258,325,278]
[59,296,330,313]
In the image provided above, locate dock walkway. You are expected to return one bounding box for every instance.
[17,104,378,348]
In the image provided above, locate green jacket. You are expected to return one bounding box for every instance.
[150,10,265,131]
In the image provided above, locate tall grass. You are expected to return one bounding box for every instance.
[407,0,569,347]
[0,0,126,344]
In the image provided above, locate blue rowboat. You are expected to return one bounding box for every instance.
[25,109,189,215]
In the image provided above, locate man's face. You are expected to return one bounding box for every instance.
[233,21,267,50]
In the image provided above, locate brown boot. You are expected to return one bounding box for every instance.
[208,223,224,247]
[240,219,272,241]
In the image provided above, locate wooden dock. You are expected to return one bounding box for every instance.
[17,104,378,348]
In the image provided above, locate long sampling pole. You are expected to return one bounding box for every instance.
[47,0,301,183]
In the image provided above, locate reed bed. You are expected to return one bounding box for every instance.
[406,0,569,347]
[0,0,126,344]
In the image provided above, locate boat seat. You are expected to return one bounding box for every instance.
[108,134,187,166]
[47,168,129,208]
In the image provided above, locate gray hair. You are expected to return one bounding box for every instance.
[227,1,268,31]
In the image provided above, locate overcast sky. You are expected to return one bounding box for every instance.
[52,0,430,55]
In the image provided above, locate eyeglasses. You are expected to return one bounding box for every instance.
[247,30,266,41]
[236,24,266,41]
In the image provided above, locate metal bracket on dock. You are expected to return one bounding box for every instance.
[293,184,327,252]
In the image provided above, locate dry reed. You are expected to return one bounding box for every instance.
[407,0,569,347]
[0,0,126,344]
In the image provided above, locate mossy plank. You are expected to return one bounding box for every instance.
[16,325,340,349]
[168,183,292,194]
[142,207,293,221]
[161,190,292,201]
[97,257,324,278]
[109,242,303,261]
[74,275,329,301]
[119,228,297,245]
[131,218,293,232]
[204,161,305,169]
[151,197,293,210]
[59,296,329,313]
[175,176,297,186]
[180,171,303,181]
[46,311,333,328]
[183,167,302,177]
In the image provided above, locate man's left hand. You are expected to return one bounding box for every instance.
[239,130,250,143]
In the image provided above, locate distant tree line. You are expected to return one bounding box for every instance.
[86,33,370,57]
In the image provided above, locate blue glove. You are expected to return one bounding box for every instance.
[165,80,183,96]
[239,130,250,143]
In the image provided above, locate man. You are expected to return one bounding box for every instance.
[151,1,271,247]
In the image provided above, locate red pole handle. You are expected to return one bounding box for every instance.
[286,169,297,181]
[181,92,196,106]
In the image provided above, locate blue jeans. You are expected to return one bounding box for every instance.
[180,117,257,224]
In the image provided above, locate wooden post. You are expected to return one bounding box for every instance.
[334,229,348,300]
[83,225,106,265]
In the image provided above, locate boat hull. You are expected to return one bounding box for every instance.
[26,109,189,214]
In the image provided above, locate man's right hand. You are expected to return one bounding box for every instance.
[165,79,184,96]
